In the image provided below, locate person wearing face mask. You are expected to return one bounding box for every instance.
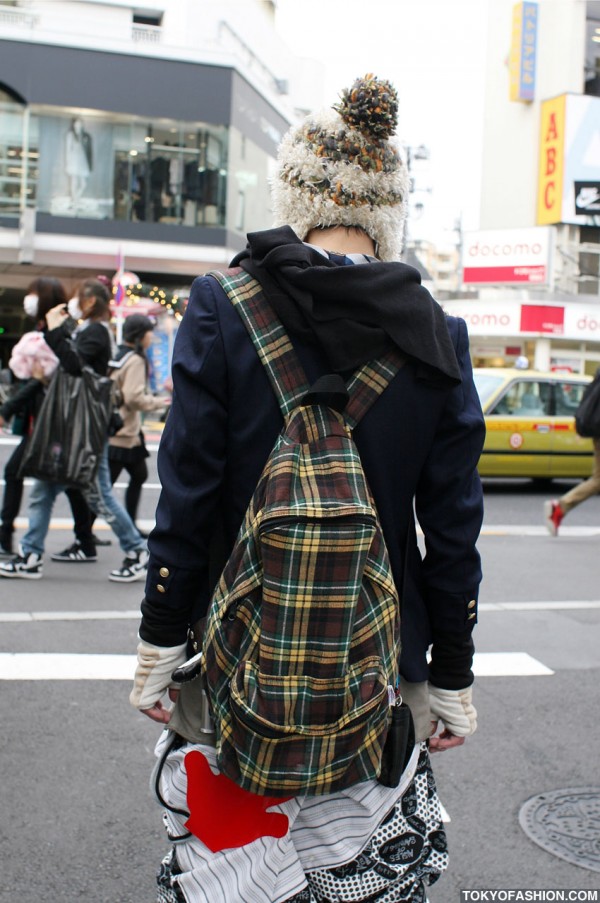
[0,277,149,582]
[67,294,83,320]
[0,279,96,559]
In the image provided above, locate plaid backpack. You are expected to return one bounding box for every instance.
[202,268,403,797]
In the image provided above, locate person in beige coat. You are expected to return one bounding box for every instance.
[108,314,170,535]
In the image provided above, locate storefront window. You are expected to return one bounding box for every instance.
[3,103,234,228]
[0,92,37,215]
[114,121,228,226]
[36,112,113,218]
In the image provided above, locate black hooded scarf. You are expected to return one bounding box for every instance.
[231,226,461,386]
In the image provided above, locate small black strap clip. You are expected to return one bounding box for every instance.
[301,374,349,413]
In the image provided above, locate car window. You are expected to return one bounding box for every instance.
[489,380,551,416]
[554,381,587,416]
[473,373,505,407]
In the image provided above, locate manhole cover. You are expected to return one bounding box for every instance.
[519,787,600,873]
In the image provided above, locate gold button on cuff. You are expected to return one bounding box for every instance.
[159,567,170,578]
[467,612,476,619]
[468,600,476,609]
[156,584,166,594]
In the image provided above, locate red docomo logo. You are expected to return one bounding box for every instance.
[468,241,543,258]
[461,312,512,327]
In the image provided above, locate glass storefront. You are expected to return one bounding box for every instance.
[0,99,273,232]
[0,93,37,215]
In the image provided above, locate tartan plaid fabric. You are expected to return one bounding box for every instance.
[202,269,401,796]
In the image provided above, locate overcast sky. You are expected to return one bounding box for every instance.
[274,0,490,237]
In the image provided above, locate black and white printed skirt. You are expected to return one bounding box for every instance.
[154,735,448,903]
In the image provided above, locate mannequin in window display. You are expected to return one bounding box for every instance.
[65,117,93,210]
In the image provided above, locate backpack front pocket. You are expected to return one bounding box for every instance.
[225,658,390,795]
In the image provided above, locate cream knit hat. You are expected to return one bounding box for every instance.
[271,74,409,262]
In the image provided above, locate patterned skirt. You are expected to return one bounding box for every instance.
[154,736,448,903]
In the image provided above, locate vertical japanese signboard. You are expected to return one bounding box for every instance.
[537,94,600,225]
[509,2,538,102]
[537,94,566,225]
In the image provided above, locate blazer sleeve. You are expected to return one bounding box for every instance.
[140,276,228,646]
[415,316,485,688]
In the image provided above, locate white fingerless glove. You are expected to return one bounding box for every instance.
[428,683,477,737]
[129,639,188,711]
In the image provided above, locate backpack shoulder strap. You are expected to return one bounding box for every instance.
[208,268,310,417]
[344,348,406,429]
[208,268,404,426]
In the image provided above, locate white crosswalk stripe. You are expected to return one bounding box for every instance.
[0,650,554,680]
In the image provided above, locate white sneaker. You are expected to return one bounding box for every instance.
[0,549,43,579]
[108,548,148,583]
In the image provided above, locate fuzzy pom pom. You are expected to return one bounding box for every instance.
[334,74,399,140]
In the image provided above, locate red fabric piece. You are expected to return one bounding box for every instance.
[183,750,293,853]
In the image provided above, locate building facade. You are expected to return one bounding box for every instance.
[0,0,308,367]
[444,0,600,376]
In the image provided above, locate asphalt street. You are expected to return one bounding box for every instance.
[0,432,599,902]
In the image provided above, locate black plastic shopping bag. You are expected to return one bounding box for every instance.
[20,366,113,489]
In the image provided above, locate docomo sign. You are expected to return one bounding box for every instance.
[442,301,521,336]
[462,228,551,285]
[444,300,600,341]
[564,305,600,339]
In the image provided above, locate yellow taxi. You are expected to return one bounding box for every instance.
[473,368,594,479]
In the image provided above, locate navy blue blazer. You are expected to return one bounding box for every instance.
[142,273,485,686]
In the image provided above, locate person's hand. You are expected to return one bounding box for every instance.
[0,414,5,428]
[429,727,466,753]
[428,684,477,754]
[46,303,69,331]
[139,687,180,724]
[31,361,45,381]
[130,639,188,722]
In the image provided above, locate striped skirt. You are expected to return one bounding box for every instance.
[153,733,448,903]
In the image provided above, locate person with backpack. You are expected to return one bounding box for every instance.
[130,75,485,902]
[544,366,600,535]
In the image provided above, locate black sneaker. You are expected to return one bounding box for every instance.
[51,542,97,563]
[108,548,148,583]
[0,549,43,579]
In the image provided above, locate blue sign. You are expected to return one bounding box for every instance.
[509,2,538,103]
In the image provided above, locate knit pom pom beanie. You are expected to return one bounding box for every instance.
[271,74,408,261]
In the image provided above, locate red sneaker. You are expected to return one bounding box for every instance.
[543,500,564,536]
